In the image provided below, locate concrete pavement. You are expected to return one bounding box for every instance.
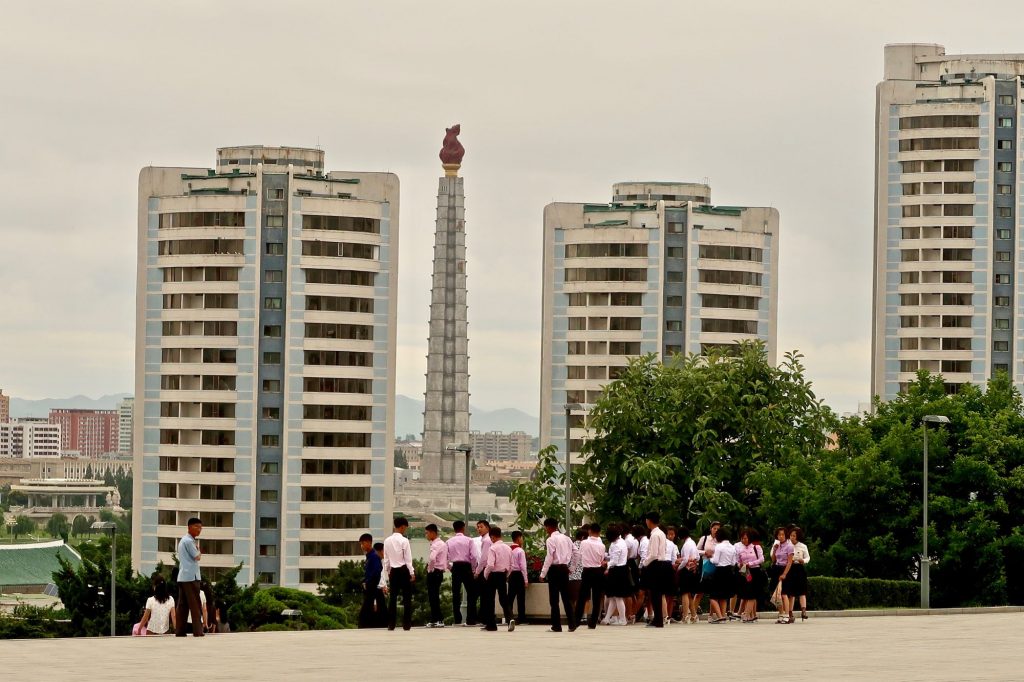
[2,612,1022,681]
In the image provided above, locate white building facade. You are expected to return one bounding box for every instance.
[873,44,1024,399]
[0,419,62,458]
[133,146,398,588]
[541,182,779,463]
[118,397,134,455]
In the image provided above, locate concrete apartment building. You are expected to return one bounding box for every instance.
[468,430,532,461]
[0,419,62,458]
[873,44,1024,399]
[50,408,118,458]
[133,145,398,588]
[541,182,779,463]
[0,389,9,423]
[118,397,134,455]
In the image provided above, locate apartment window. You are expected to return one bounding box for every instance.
[997,274,1012,284]
[998,95,1014,105]
[666,296,683,307]
[260,462,280,474]
[259,517,278,530]
[265,270,284,283]
[997,251,1012,262]
[667,222,684,233]
[261,434,280,447]
[566,366,585,380]
[567,341,586,355]
[998,185,1013,195]
[900,316,918,328]
[259,545,278,557]
[666,271,684,283]
[900,293,919,306]
[665,320,683,332]
[901,272,920,284]
[266,242,285,255]
[995,363,1010,373]
[266,215,285,228]
[262,407,280,420]
[999,117,1013,128]
[998,162,1013,173]
[263,351,281,364]
[998,139,1014,150]
[996,296,1011,307]
[262,379,281,393]
[995,341,1010,352]
[260,489,279,502]
[264,297,283,310]
[263,325,282,338]
[568,293,587,306]
[568,317,586,331]
[900,338,918,350]
[266,188,285,200]
[665,345,682,355]
[258,572,276,585]
[995,318,1011,330]
[666,247,685,259]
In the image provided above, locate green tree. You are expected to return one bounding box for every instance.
[12,515,36,540]
[72,515,90,538]
[103,469,115,486]
[577,343,833,530]
[485,479,515,497]
[394,450,409,469]
[46,513,70,539]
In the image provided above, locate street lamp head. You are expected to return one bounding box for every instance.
[445,443,473,453]
[923,415,950,424]
[90,521,117,532]
[564,403,587,412]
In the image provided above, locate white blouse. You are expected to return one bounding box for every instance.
[607,539,628,568]
[145,596,175,634]
[792,542,811,565]
[711,540,737,567]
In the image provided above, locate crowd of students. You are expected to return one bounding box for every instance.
[370,513,812,632]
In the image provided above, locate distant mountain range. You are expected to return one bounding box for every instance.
[396,395,536,439]
[9,393,132,419]
[7,392,536,438]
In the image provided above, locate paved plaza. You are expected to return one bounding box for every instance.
[3,612,1023,681]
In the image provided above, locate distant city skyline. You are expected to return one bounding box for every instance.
[5,2,1024,416]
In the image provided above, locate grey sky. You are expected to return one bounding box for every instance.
[2,1,1020,416]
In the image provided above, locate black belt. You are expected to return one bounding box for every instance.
[452,560,472,566]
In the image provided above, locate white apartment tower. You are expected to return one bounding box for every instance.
[873,44,1024,399]
[541,182,779,463]
[118,397,134,455]
[133,146,398,588]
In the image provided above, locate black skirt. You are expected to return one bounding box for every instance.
[738,566,766,600]
[606,565,632,597]
[710,565,736,600]
[626,558,640,592]
[677,567,700,595]
[782,563,808,597]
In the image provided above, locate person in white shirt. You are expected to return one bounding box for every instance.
[780,527,811,623]
[692,521,720,622]
[380,517,416,631]
[708,526,737,623]
[636,526,651,622]
[664,526,680,622]
[676,528,701,624]
[641,513,670,628]
[624,526,641,623]
[138,575,176,635]
[601,527,630,625]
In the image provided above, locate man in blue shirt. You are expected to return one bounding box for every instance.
[359,533,386,628]
[175,517,205,637]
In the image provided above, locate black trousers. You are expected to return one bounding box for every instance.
[450,561,475,624]
[575,567,605,629]
[174,580,204,637]
[387,568,413,630]
[508,572,527,622]
[648,561,671,627]
[546,564,576,631]
[472,573,488,622]
[427,570,444,623]
[359,584,387,628]
[482,571,509,630]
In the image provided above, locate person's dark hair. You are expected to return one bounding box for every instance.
[393,516,409,529]
[631,524,647,539]
[373,542,384,551]
[359,533,373,543]
[574,527,588,541]
[784,524,795,537]
[425,523,438,533]
[678,527,690,539]
[489,526,502,539]
[543,518,559,530]
[790,526,805,542]
[666,525,676,535]
[454,520,466,532]
[607,527,621,542]
[589,523,601,534]
[187,517,202,527]
[716,526,732,543]
[645,512,661,524]
[476,519,491,530]
[511,530,523,542]
[746,528,760,543]
[152,575,170,604]
[774,526,787,540]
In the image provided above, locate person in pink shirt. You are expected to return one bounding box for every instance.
[770,526,794,622]
[540,517,578,632]
[481,527,515,632]
[425,523,448,628]
[574,523,607,629]
[446,520,476,626]
[508,531,529,624]
[472,519,493,622]
[735,528,766,623]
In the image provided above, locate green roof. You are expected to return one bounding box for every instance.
[181,170,256,180]
[692,205,743,216]
[591,219,629,226]
[0,541,82,588]
[583,203,656,213]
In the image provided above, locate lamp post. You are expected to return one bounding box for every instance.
[921,414,949,609]
[563,403,588,530]
[91,520,118,636]
[446,444,474,520]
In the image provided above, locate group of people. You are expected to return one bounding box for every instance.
[369,513,812,632]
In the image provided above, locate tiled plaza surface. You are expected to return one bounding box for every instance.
[2,612,1022,681]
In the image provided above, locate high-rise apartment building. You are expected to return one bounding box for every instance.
[133,146,398,588]
[541,182,779,463]
[873,44,1024,399]
[468,430,532,462]
[0,389,9,424]
[118,397,134,455]
[0,419,62,458]
[49,408,118,458]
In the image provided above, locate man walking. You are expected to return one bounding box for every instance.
[574,523,606,629]
[472,519,492,621]
[539,518,577,632]
[508,530,529,625]
[482,526,515,632]
[174,517,205,637]
[381,517,415,631]
[359,533,386,628]
[446,520,476,626]
[425,524,448,627]
[642,513,670,627]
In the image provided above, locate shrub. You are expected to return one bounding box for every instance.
[807,576,919,610]
[228,587,351,632]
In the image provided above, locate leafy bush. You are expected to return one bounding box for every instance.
[807,576,919,610]
[228,587,351,632]
[0,605,72,639]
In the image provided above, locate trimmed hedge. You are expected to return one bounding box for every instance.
[807,576,918,610]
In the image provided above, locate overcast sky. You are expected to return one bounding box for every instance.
[2,1,1022,416]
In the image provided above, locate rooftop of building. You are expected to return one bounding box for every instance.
[0,540,81,589]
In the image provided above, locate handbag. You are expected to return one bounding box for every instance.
[770,582,783,607]
[131,622,148,637]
